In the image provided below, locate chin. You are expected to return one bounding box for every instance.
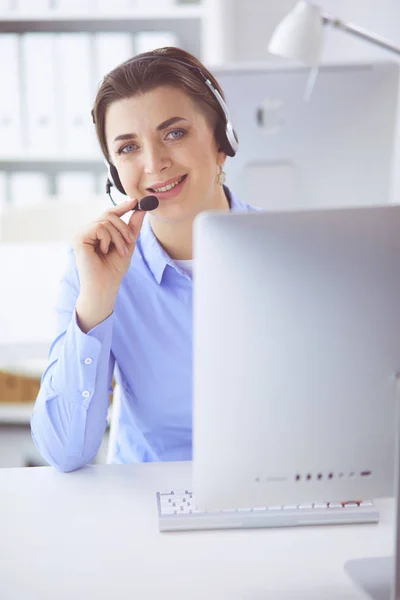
[151,199,203,223]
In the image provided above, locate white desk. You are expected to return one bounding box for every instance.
[0,461,395,600]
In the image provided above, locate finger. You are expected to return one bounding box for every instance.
[97,212,135,245]
[94,223,111,254]
[99,222,130,256]
[106,197,138,218]
[127,206,147,238]
[80,220,129,256]
[81,221,110,251]
[96,222,129,257]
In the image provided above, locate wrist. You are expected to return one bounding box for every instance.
[76,292,116,333]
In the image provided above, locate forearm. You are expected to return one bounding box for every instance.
[31,384,109,472]
[31,310,115,472]
[76,289,118,334]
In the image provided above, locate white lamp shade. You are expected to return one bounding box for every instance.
[268,1,324,67]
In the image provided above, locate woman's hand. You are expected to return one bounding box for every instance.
[73,198,146,332]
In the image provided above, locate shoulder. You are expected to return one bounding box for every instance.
[228,188,263,214]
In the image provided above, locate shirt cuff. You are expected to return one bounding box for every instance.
[49,309,114,406]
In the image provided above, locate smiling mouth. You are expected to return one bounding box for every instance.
[148,174,187,193]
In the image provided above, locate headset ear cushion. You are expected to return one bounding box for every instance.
[215,122,234,157]
[109,164,127,195]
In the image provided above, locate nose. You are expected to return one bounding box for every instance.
[142,141,171,175]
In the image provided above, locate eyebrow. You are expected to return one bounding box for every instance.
[113,116,187,144]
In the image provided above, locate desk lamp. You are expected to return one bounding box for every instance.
[268,0,400,67]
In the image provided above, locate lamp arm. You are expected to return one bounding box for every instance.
[322,13,400,56]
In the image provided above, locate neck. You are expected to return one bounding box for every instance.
[149,185,230,260]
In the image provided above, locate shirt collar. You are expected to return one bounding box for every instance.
[138,214,175,285]
[138,186,249,285]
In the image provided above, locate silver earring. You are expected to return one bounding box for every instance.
[217,165,226,186]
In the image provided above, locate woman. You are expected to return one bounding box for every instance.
[31,46,256,472]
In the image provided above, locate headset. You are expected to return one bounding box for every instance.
[101,55,239,204]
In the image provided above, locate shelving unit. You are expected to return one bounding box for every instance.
[0,10,204,56]
[0,403,34,425]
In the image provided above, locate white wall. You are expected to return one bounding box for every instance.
[228,0,400,64]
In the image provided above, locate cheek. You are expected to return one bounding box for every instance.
[187,144,216,174]
[117,161,142,189]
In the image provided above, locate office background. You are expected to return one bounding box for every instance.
[0,0,399,468]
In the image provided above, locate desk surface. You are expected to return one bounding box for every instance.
[0,461,394,600]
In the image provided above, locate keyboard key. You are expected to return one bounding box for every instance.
[162,508,177,515]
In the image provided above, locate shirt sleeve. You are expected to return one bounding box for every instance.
[30,247,115,472]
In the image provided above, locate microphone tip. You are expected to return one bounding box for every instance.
[137,195,159,211]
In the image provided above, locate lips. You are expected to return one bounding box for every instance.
[146,173,188,201]
[147,174,188,193]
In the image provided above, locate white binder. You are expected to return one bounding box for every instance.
[96,0,138,12]
[52,0,94,14]
[0,1,13,15]
[56,171,97,200]
[56,33,97,155]
[93,33,134,90]
[9,172,51,208]
[0,171,7,214]
[21,33,58,155]
[97,172,108,198]
[134,31,179,54]
[16,0,50,13]
[0,34,22,156]
[133,0,174,10]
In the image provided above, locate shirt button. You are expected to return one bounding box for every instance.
[82,390,91,398]
[84,357,93,365]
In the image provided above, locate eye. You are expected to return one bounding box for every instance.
[118,143,137,155]
[165,129,186,141]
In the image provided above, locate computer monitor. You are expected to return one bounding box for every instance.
[192,205,400,600]
[213,62,400,210]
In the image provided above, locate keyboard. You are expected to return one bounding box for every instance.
[157,490,379,532]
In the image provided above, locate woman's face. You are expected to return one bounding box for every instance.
[105,85,226,221]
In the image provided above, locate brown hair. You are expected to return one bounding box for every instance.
[91,46,230,162]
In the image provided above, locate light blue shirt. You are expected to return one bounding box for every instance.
[31,189,256,472]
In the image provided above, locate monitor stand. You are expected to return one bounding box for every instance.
[344,377,400,600]
[345,557,395,600]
